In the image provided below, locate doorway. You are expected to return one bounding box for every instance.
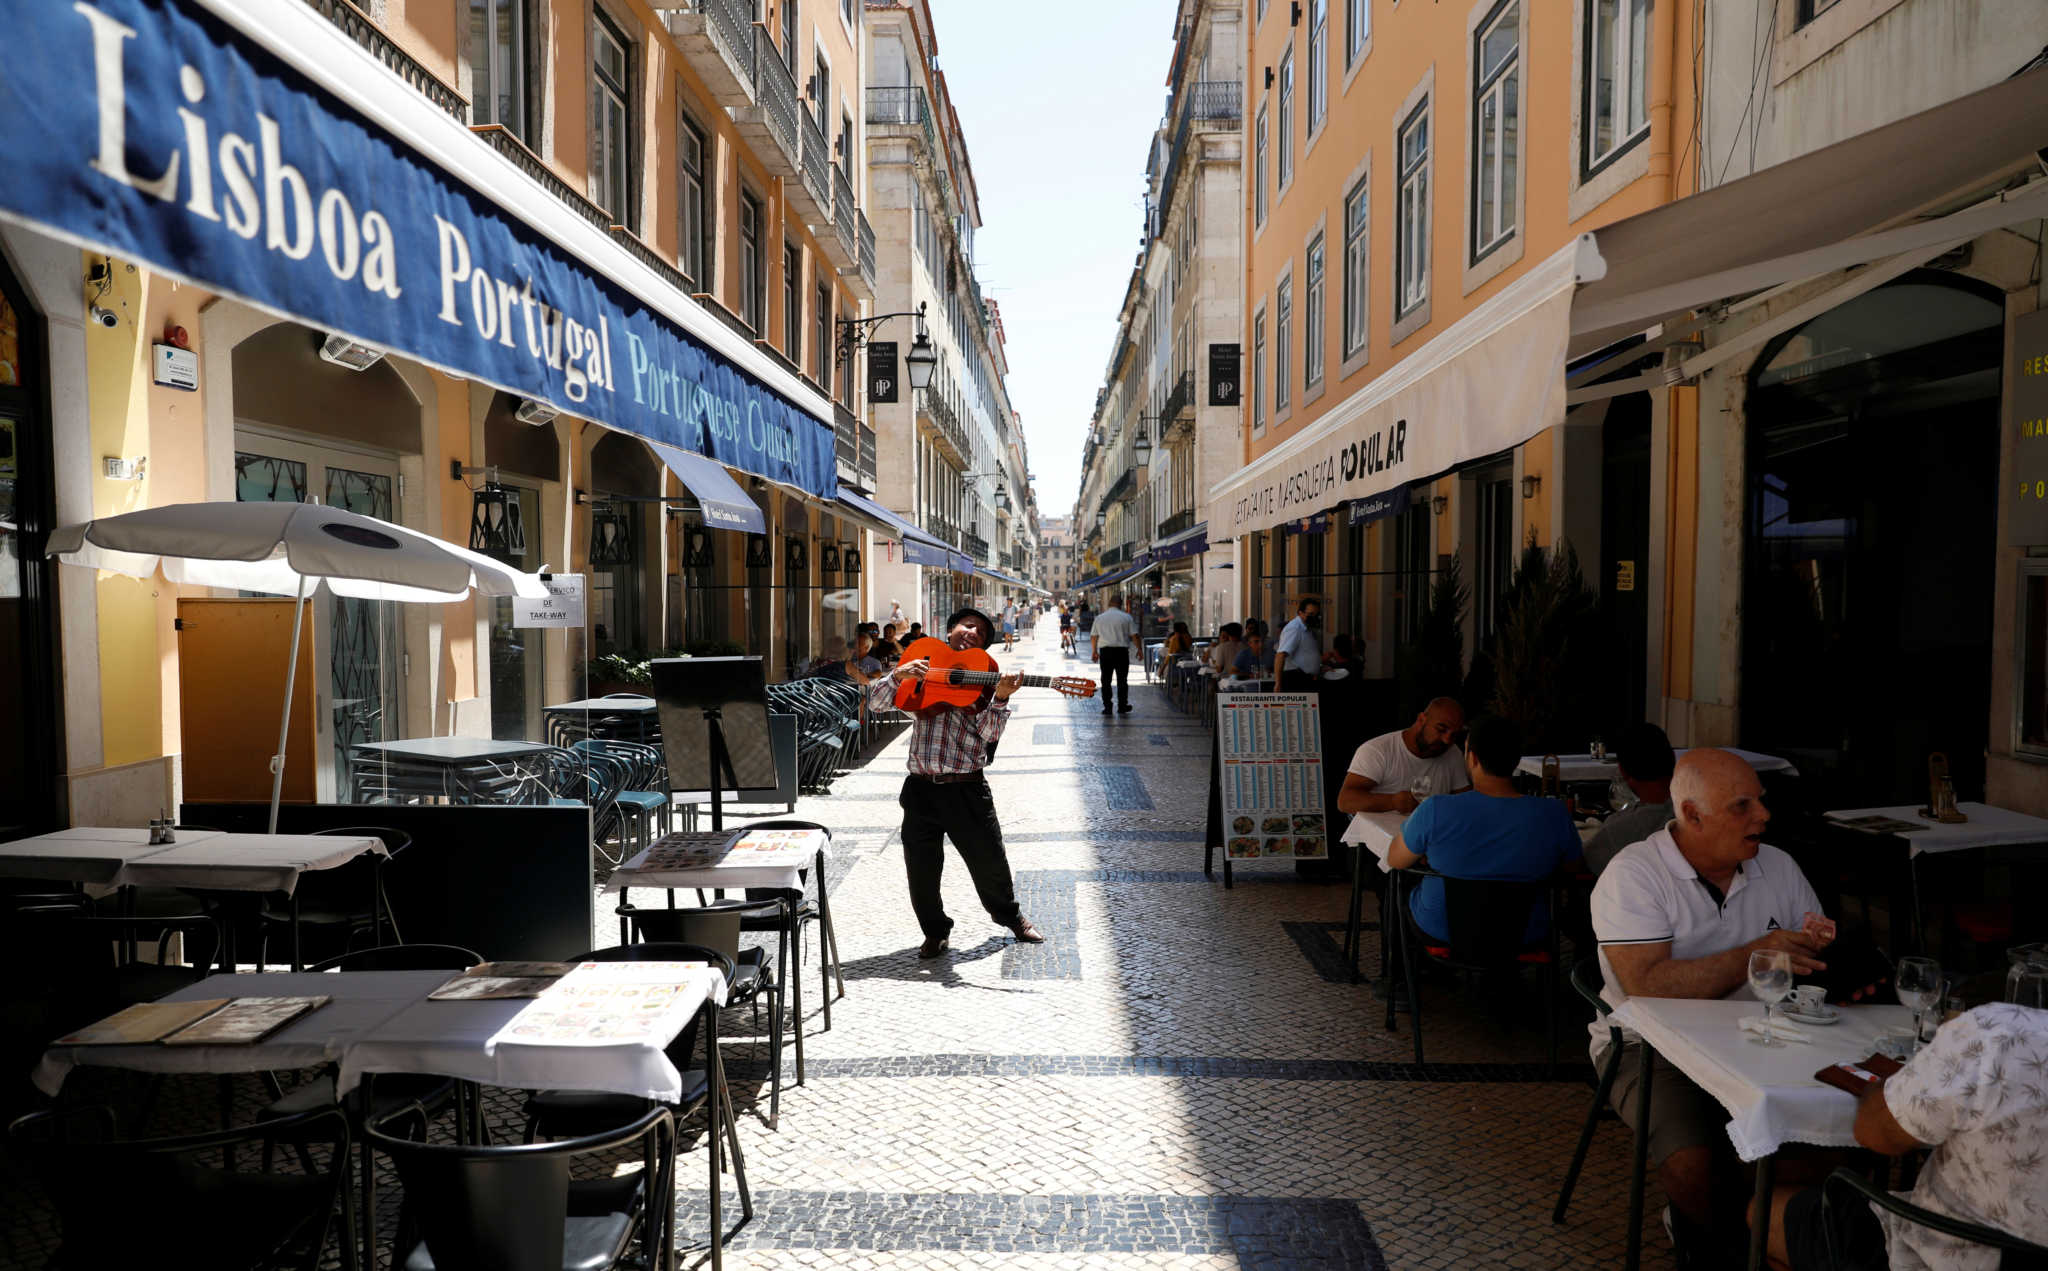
[0,257,61,838]
[1600,393,1652,729]
[1741,273,2003,805]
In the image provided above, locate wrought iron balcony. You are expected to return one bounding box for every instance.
[472,125,611,232]
[858,424,878,488]
[919,390,970,464]
[1158,508,1196,539]
[828,166,860,270]
[792,109,831,221]
[306,0,467,121]
[658,0,755,108]
[866,85,927,126]
[833,403,859,470]
[857,208,878,293]
[963,531,989,563]
[1184,80,1242,122]
[1162,371,1193,423]
[733,26,800,176]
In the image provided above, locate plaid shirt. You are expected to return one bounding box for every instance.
[867,669,1012,776]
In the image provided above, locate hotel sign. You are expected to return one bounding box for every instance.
[2009,310,2048,546]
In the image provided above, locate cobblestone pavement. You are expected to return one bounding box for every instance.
[0,627,1673,1270]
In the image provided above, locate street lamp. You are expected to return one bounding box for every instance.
[836,301,938,390]
[1133,421,1153,467]
[905,326,937,391]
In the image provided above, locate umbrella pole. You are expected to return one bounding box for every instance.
[268,577,311,834]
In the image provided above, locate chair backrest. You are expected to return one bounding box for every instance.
[1569,956,1611,1015]
[623,902,780,958]
[1438,875,1551,967]
[309,943,482,972]
[366,1105,671,1271]
[1822,1168,2048,1270]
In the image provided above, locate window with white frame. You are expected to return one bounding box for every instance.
[1277,47,1295,189]
[1583,0,1650,178]
[1254,103,1270,226]
[1342,176,1368,358]
[469,0,528,140]
[1395,101,1430,320]
[591,13,632,225]
[1252,311,1267,432]
[1308,0,1328,135]
[1347,0,1369,66]
[1304,235,1325,388]
[677,111,710,290]
[1275,277,1293,413]
[1471,0,1519,261]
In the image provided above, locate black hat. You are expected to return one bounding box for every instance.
[945,607,996,642]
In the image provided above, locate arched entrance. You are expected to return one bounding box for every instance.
[1741,271,2005,805]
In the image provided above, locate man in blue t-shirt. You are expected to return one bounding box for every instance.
[1387,716,1582,943]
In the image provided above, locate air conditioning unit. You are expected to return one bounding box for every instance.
[318,332,386,371]
[514,398,558,427]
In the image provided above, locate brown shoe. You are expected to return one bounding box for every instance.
[1004,917,1046,944]
[917,935,950,960]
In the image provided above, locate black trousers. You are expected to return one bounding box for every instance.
[1097,647,1131,709]
[1279,669,1320,693]
[899,774,1023,940]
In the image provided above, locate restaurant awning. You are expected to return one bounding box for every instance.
[1212,67,2048,539]
[4,0,837,498]
[648,443,765,534]
[1152,523,1209,561]
[830,492,974,573]
[1082,561,1146,592]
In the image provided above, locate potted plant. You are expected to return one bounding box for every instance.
[1487,539,1601,753]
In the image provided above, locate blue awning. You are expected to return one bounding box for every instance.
[1082,562,1144,591]
[649,443,764,533]
[1151,523,1208,561]
[834,493,972,572]
[1346,484,1409,527]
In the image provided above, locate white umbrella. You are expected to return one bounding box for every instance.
[47,501,550,831]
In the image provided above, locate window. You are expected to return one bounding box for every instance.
[1254,104,1269,226]
[842,0,856,23]
[1277,48,1295,189]
[813,54,831,132]
[1393,498,1430,643]
[1308,0,1328,136]
[814,282,830,383]
[677,113,711,290]
[738,192,763,330]
[1342,177,1368,359]
[784,244,803,361]
[591,13,631,225]
[1347,0,1370,66]
[1474,471,1513,645]
[1304,235,1325,388]
[1395,101,1430,319]
[1583,0,1650,177]
[1796,0,1841,22]
[1252,311,1267,433]
[1275,277,1293,413]
[468,0,527,139]
[838,306,856,402]
[840,109,854,179]
[1471,0,1520,261]
[781,0,797,73]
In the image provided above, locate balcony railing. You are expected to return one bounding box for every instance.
[306,0,467,121]
[1162,371,1193,423]
[472,125,611,232]
[866,85,926,126]
[833,403,859,470]
[858,424,877,487]
[920,390,970,461]
[1158,508,1196,539]
[751,27,800,166]
[701,0,755,86]
[1184,80,1242,122]
[857,208,878,290]
[798,109,831,212]
[832,166,859,263]
[963,531,989,563]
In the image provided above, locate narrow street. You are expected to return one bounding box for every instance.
[683,626,1666,1269]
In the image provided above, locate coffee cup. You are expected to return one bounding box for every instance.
[1789,985,1827,1014]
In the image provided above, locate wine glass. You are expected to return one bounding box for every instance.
[1748,950,1794,1046]
[1896,956,1943,1049]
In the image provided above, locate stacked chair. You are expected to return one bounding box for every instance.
[766,679,866,794]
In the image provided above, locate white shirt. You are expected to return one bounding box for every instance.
[1881,1003,2048,1271]
[1338,730,1470,844]
[1589,827,1822,1059]
[1091,606,1137,650]
[1274,615,1322,675]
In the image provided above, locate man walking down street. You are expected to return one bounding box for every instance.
[865,607,1046,959]
[1272,597,1324,692]
[1091,593,1138,715]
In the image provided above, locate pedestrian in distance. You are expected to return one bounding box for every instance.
[1091,594,1138,715]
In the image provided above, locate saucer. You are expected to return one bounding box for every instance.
[1779,1004,1841,1025]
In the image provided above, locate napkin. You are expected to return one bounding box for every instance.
[1739,1014,1813,1044]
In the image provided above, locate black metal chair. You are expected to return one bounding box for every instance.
[1822,1166,2048,1269]
[734,818,844,1031]
[10,1102,352,1271]
[16,908,225,1022]
[367,1102,676,1271]
[619,900,788,1128]
[259,942,485,1271]
[1389,866,1562,1070]
[255,826,411,971]
[1553,957,1624,1224]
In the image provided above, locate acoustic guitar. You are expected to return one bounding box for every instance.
[891,636,1098,715]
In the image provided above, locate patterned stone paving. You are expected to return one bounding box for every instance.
[0,627,1676,1270]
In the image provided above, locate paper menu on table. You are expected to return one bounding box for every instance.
[492,961,711,1048]
[428,962,575,1001]
[159,996,329,1046]
[54,999,228,1046]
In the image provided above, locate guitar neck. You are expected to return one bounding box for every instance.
[937,670,1062,689]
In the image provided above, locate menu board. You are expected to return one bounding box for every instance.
[1217,693,1329,859]
[493,960,711,1048]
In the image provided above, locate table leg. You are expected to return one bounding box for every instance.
[1748,1152,1776,1271]
[705,1001,723,1271]
[290,892,303,973]
[1343,846,1368,983]
[787,901,805,1085]
[1625,1042,1653,1271]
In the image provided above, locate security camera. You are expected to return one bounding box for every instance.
[90,305,118,329]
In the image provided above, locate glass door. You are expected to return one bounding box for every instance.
[487,483,544,740]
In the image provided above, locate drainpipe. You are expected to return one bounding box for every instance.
[1645,0,1682,201]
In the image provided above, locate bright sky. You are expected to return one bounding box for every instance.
[925,0,1176,520]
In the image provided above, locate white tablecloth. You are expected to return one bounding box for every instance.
[36,966,728,1103]
[1824,802,2048,857]
[1339,810,1408,873]
[0,829,384,894]
[604,840,828,893]
[1515,748,1799,782]
[1613,997,1915,1161]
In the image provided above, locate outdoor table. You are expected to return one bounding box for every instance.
[1514,748,1799,784]
[546,695,657,715]
[1339,811,1407,982]
[1609,997,1915,1271]
[604,833,837,1086]
[353,736,559,803]
[0,828,387,970]
[1821,801,2048,952]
